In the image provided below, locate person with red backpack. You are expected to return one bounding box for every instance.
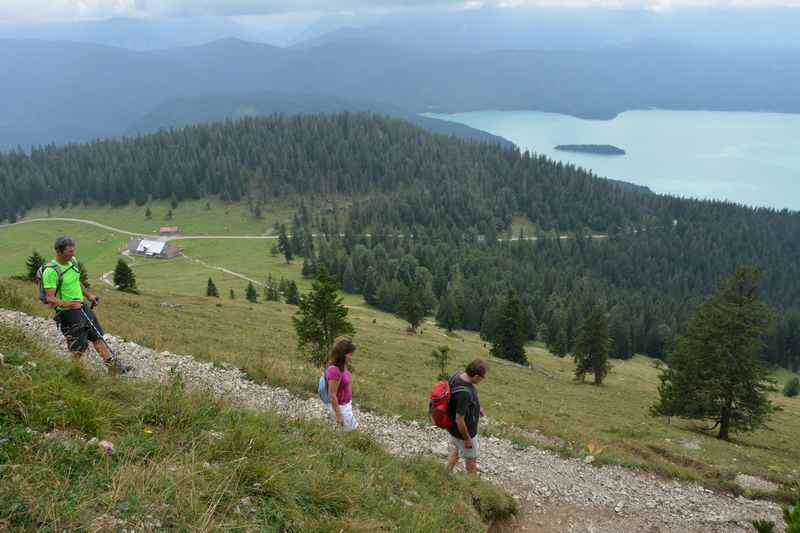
[39,236,130,375]
[446,359,488,475]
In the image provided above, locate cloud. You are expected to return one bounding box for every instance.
[1,0,798,22]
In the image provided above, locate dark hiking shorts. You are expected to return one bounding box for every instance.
[55,306,104,353]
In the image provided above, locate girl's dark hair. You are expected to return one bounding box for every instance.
[328,338,356,369]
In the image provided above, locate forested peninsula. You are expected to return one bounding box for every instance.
[1,113,798,370]
[555,144,626,155]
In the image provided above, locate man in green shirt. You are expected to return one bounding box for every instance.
[43,236,129,374]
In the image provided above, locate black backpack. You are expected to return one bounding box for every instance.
[35,259,79,307]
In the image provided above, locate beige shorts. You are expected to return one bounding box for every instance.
[449,433,479,459]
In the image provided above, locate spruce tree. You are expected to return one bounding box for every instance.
[145,206,152,219]
[285,280,301,305]
[265,274,281,302]
[245,281,258,303]
[490,292,528,365]
[362,266,379,305]
[651,266,777,440]
[25,250,46,281]
[113,259,136,291]
[342,259,358,293]
[398,284,425,333]
[278,224,293,263]
[292,264,355,366]
[573,306,611,385]
[206,277,219,297]
[436,289,461,332]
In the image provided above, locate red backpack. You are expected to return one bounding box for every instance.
[429,377,468,430]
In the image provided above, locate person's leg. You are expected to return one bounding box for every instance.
[92,339,113,363]
[464,457,478,475]
[447,445,460,472]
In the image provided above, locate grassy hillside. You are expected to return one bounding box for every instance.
[2,277,798,503]
[0,324,514,531]
[21,198,296,236]
[0,207,366,305]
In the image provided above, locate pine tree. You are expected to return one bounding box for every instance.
[292,264,355,366]
[342,259,358,293]
[651,266,777,440]
[113,259,136,291]
[398,284,425,333]
[301,255,315,278]
[490,292,528,365]
[166,209,173,220]
[278,224,293,263]
[25,250,46,281]
[206,277,219,297]
[145,206,152,219]
[285,280,301,305]
[436,289,461,332]
[429,345,452,380]
[573,306,611,385]
[265,274,281,302]
[362,266,379,305]
[245,281,258,303]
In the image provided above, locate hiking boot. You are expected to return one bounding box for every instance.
[105,358,133,376]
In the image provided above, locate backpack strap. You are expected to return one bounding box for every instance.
[48,259,79,301]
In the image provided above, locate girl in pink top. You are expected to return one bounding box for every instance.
[325,338,358,431]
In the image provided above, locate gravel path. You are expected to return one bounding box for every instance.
[0,309,783,532]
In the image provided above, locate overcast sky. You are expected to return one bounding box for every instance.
[1,0,799,22]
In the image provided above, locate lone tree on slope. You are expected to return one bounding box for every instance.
[397,283,426,333]
[113,259,137,292]
[206,277,219,298]
[245,281,258,303]
[651,265,777,440]
[292,264,354,366]
[573,305,611,385]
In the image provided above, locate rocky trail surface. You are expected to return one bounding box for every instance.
[0,309,783,532]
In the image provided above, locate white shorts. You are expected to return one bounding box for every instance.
[329,402,359,432]
[449,433,479,459]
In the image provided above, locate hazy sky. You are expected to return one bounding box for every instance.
[2,0,799,23]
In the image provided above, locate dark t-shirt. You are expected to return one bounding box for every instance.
[447,373,480,439]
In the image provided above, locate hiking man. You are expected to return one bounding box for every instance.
[447,359,488,475]
[42,236,129,374]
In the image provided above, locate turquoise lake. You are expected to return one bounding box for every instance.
[425,110,800,211]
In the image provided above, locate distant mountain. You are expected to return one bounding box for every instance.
[2,36,800,149]
[0,16,251,50]
[295,7,800,53]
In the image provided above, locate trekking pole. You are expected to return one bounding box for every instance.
[79,301,116,359]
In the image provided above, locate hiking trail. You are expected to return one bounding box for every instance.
[0,309,783,532]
